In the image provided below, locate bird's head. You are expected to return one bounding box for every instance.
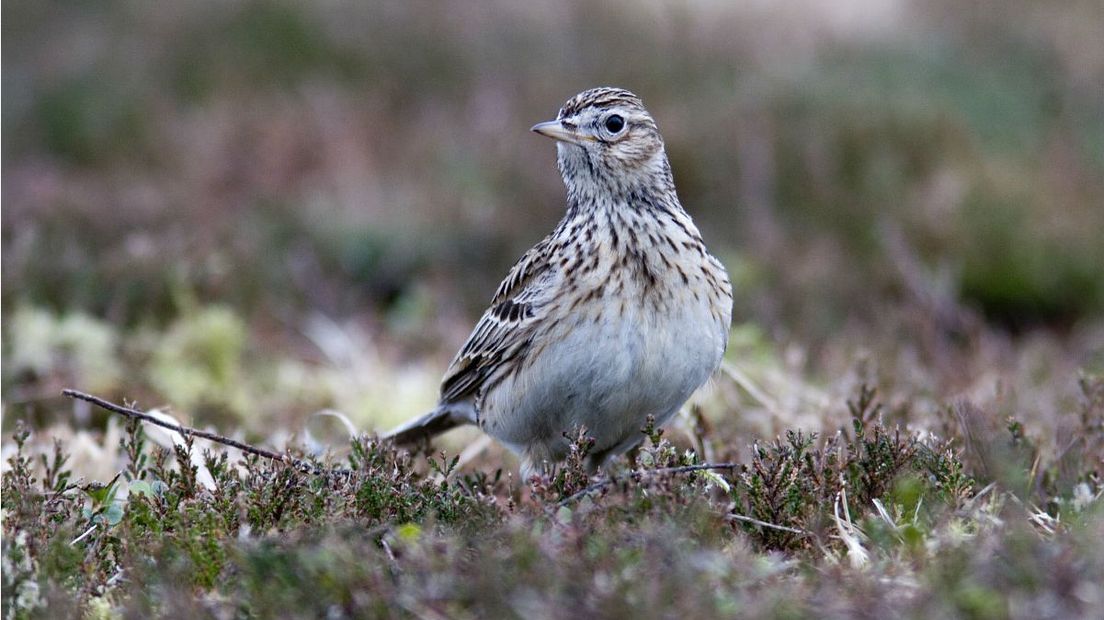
[531,87,670,195]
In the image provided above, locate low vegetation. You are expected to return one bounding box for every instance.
[4,377,1102,617]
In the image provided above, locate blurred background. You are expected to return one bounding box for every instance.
[3,0,1103,471]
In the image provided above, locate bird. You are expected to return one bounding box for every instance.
[385,87,732,477]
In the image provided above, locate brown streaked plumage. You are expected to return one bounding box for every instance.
[386,87,733,476]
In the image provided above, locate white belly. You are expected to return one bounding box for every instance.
[480,290,726,464]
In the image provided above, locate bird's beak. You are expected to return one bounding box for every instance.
[530,120,588,146]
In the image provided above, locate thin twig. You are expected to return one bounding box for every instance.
[727,513,808,535]
[557,462,740,507]
[62,389,347,477]
[70,523,98,546]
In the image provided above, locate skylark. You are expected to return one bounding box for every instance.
[386,87,732,476]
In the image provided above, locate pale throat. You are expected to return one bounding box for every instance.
[560,150,674,214]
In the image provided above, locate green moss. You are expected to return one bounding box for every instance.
[3,306,122,394]
[149,306,247,421]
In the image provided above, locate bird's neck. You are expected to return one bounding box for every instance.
[562,156,683,219]
[558,161,705,258]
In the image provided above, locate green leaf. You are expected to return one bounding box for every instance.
[84,484,112,506]
[129,480,154,498]
[396,523,422,543]
[102,503,125,526]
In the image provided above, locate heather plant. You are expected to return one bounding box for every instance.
[5,379,1103,617]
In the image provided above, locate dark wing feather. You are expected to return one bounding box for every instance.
[439,236,557,404]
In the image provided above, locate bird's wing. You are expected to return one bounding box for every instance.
[439,235,558,404]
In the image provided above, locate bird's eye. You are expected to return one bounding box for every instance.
[604,114,625,134]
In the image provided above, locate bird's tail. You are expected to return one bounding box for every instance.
[382,405,472,446]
